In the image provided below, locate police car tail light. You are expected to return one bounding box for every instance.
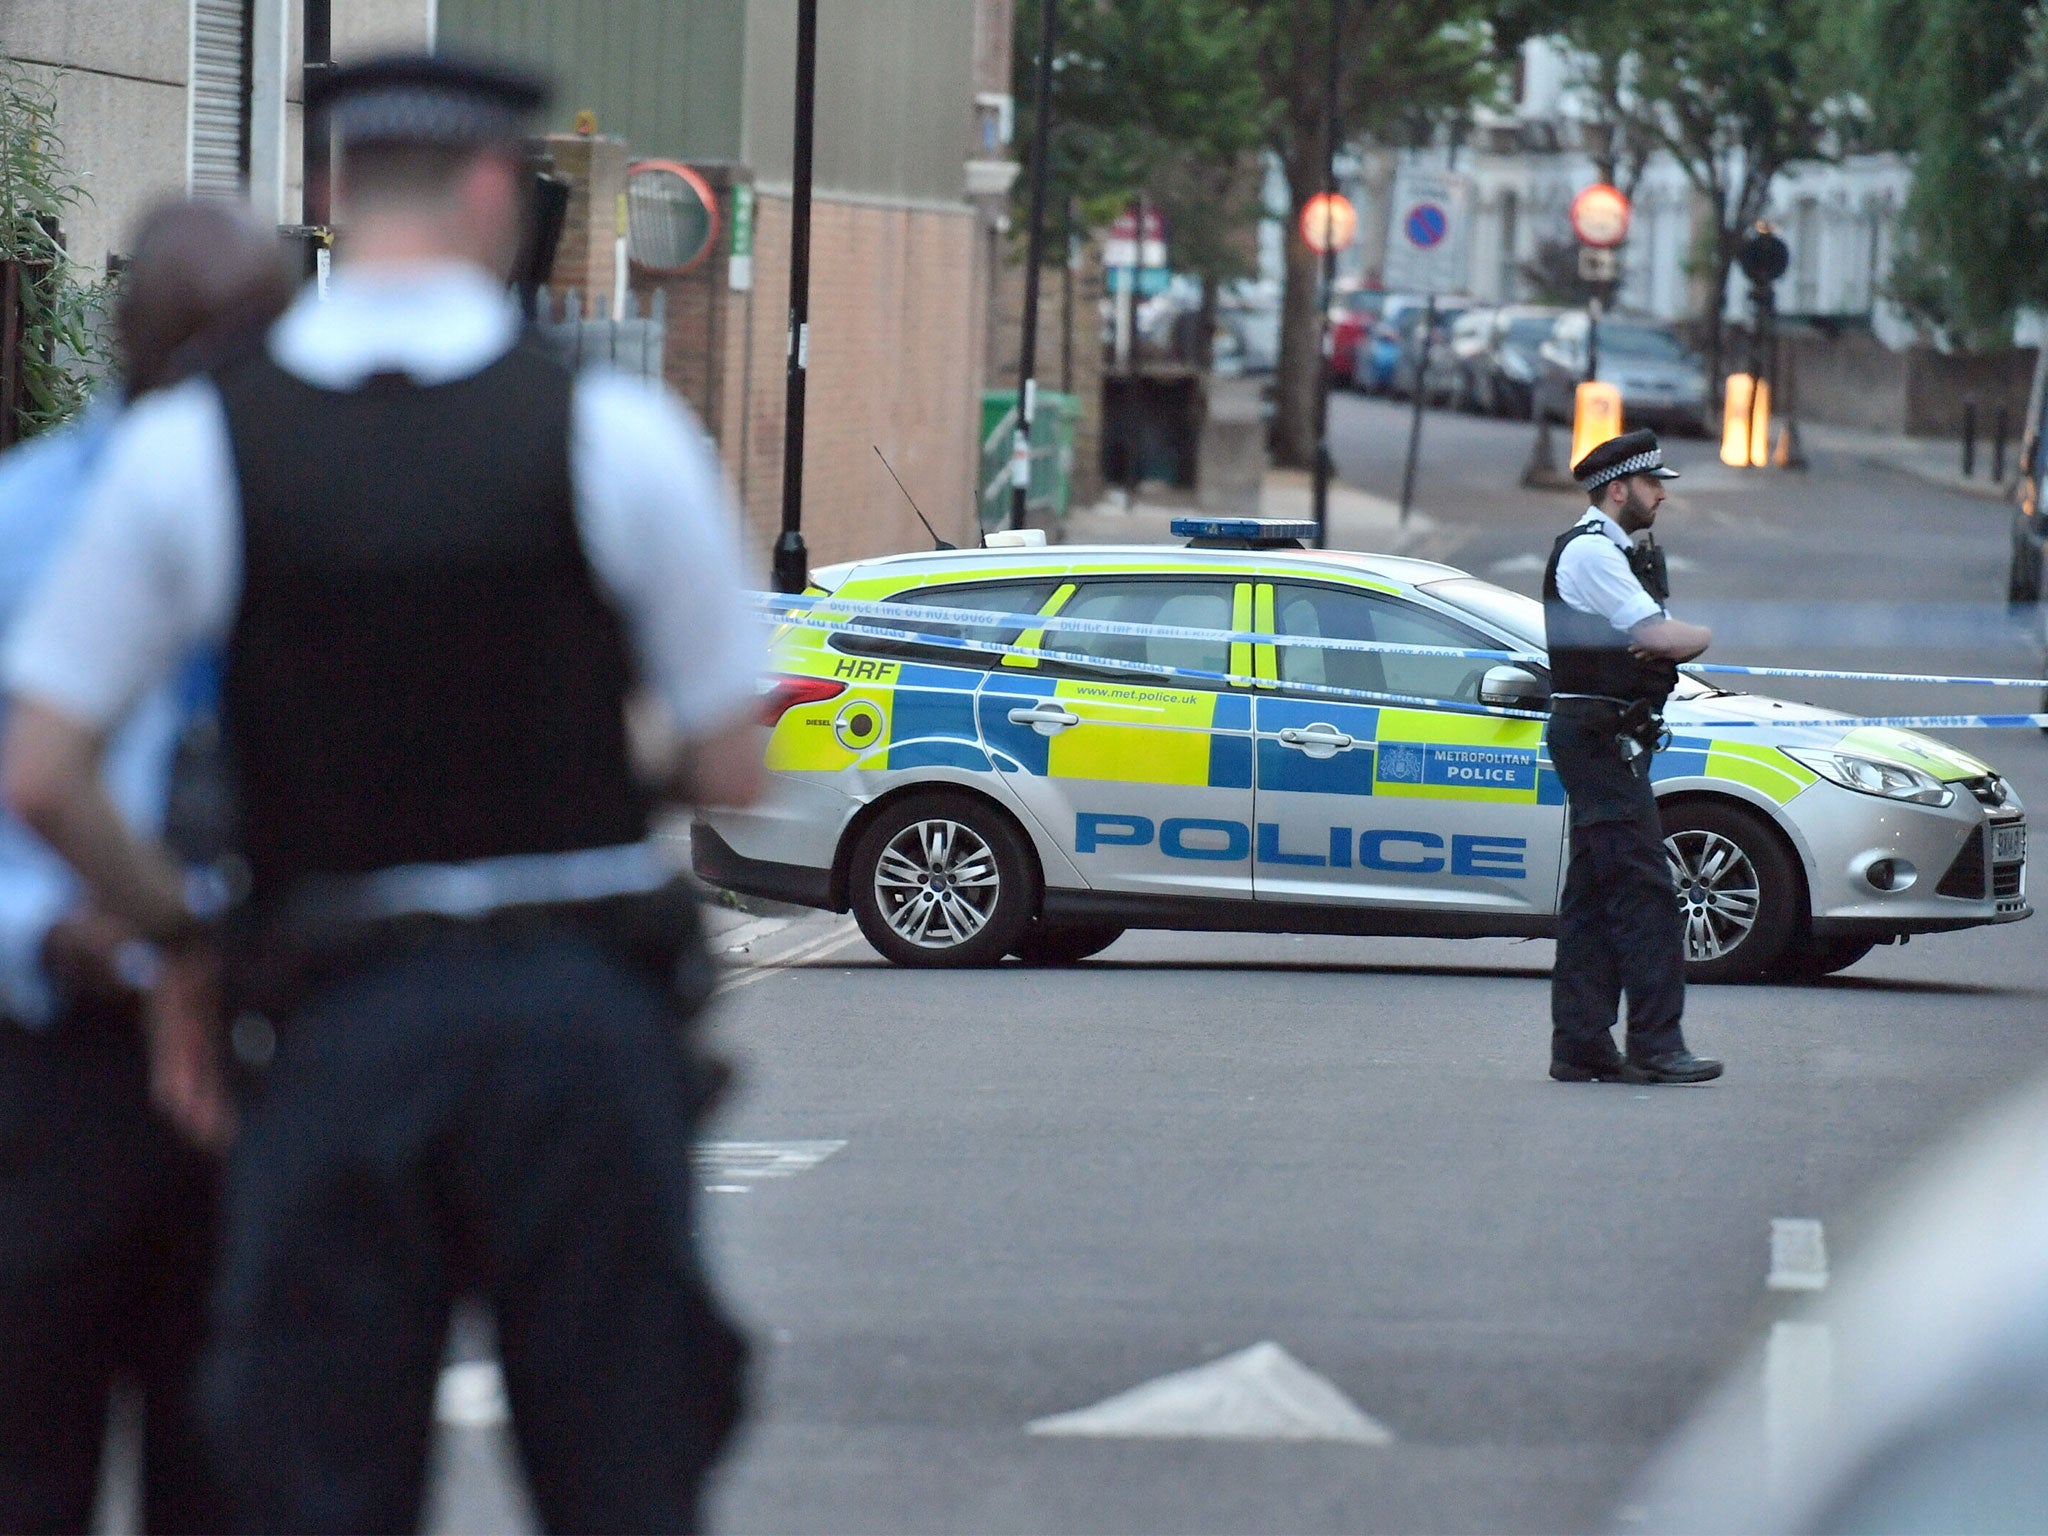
[758,675,846,725]
[1783,748,1954,807]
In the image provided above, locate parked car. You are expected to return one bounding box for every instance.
[1386,300,1471,404]
[1325,288,1386,386]
[1534,312,1708,435]
[1350,294,1429,394]
[1449,305,1564,418]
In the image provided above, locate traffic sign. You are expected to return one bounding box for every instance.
[1381,172,1468,295]
[1299,192,1357,254]
[1738,224,1790,285]
[1570,183,1630,249]
[1105,207,1167,271]
[1577,246,1619,283]
[1105,266,1171,297]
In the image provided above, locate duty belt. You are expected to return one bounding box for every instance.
[272,840,673,933]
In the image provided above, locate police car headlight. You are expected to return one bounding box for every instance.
[1783,748,1955,807]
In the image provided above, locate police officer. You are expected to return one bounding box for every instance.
[0,200,292,1534]
[1543,429,1722,1085]
[2,55,762,1533]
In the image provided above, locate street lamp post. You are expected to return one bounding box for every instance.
[772,0,819,594]
[1010,0,1058,532]
[1311,0,1342,550]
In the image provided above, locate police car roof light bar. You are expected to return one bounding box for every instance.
[1169,516,1319,550]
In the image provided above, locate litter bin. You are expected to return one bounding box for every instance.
[980,389,1080,530]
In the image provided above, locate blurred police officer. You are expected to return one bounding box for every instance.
[1544,429,1722,1085]
[1,54,762,1534]
[0,199,292,1535]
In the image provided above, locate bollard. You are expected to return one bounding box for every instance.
[1962,400,1977,478]
[1995,408,2010,483]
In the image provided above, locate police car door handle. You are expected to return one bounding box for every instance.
[1008,703,1081,735]
[1277,724,1355,753]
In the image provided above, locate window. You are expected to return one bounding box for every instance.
[1271,584,1500,707]
[1038,579,1237,684]
[832,580,1058,666]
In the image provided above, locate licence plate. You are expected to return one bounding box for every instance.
[1994,824,2027,863]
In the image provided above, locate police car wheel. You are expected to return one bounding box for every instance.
[1660,801,1800,983]
[1010,921,1124,966]
[849,793,1038,968]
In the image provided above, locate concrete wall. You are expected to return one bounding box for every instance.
[0,0,431,277]
[1781,330,2038,437]
[1,0,190,276]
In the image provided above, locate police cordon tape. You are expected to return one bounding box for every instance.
[749,591,2048,731]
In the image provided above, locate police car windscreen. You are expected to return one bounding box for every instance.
[1419,578,1544,652]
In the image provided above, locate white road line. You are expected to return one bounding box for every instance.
[1768,1218,1829,1292]
[1764,1319,1833,1485]
[1029,1341,1393,1445]
[435,1360,509,1428]
[695,1139,848,1180]
[719,923,868,991]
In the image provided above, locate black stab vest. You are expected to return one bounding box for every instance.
[214,340,647,901]
[1541,519,1678,706]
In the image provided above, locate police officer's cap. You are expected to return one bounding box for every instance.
[1572,428,1681,494]
[309,53,551,150]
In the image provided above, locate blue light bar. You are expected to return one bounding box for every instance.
[1170,516,1319,548]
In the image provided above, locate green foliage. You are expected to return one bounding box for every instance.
[1016,0,1274,282]
[1827,0,2047,342]
[0,61,109,438]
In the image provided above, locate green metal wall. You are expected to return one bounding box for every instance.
[434,0,749,164]
[742,0,972,205]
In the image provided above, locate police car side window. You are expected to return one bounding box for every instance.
[1039,579,1235,686]
[832,581,1058,667]
[1273,585,1494,706]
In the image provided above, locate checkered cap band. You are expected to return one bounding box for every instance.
[328,86,527,147]
[1582,447,1664,491]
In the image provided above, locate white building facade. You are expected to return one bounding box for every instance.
[1347,39,1915,344]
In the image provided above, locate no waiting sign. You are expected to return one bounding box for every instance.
[1381,172,1469,295]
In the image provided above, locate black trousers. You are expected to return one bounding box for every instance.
[0,1009,222,1535]
[202,929,745,1535]
[1547,706,1687,1063]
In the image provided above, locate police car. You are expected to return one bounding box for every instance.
[693,520,2030,981]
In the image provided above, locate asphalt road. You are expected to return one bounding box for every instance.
[397,400,2048,1534]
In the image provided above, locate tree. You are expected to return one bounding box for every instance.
[1015,0,1273,368]
[1251,0,1500,467]
[1826,0,2047,343]
[1532,3,1846,400]
[0,61,108,442]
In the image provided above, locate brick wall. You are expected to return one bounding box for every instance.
[725,193,983,567]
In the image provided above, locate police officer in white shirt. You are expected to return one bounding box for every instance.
[1,55,761,1533]
[1542,429,1722,1086]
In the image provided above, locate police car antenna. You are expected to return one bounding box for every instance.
[873,445,956,551]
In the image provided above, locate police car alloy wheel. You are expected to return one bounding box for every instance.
[849,792,1038,967]
[1659,801,1801,983]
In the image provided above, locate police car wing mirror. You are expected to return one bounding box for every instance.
[1479,665,1549,709]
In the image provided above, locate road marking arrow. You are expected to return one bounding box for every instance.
[1027,1341,1393,1445]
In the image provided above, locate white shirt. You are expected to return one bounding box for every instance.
[1552,508,1664,633]
[3,262,761,739]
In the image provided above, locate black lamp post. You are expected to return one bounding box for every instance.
[1311,0,1342,549]
[772,0,819,594]
[1009,0,1058,531]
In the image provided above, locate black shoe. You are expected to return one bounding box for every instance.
[1622,1051,1724,1085]
[1549,1055,1630,1082]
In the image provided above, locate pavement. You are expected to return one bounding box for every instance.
[1797,420,2022,505]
